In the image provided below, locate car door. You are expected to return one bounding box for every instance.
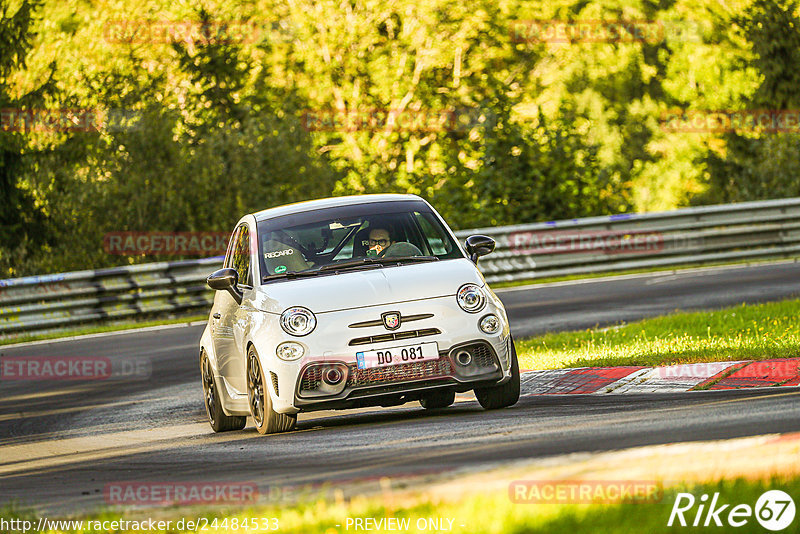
[211,224,253,395]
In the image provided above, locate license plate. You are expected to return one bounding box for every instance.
[356,342,439,370]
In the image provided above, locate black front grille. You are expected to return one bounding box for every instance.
[450,342,498,371]
[346,357,453,387]
[471,343,496,368]
[349,328,441,346]
[300,367,322,392]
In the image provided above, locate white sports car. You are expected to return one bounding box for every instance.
[199,194,519,434]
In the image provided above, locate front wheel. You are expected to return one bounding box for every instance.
[201,350,246,432]
[474,338,520,410]
[247,347,296,435]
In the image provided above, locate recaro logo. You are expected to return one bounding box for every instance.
[668,490,796,530]
[265,249,294,259]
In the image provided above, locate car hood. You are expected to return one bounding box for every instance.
[251,258,484,314]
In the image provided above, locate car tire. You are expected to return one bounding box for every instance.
[420,389,456,410]
[474,338,520,410]
[247,347,296,435]
[201,350,246,432]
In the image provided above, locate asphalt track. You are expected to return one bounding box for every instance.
[2,261,800,514]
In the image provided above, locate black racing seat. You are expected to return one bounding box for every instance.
[352,227,372,258]
[262,239,312,274]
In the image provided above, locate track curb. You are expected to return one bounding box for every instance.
[520,358,800,395]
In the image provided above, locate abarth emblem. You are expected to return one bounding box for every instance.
[382,311,401,330]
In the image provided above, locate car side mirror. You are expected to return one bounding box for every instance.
[207,268,243,304]
[465,235,496,263]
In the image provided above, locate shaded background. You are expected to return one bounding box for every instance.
[1,0,799,277]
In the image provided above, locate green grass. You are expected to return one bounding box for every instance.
[517,299,800,370]
[3,477,798,533]
[232,477,800,534]
[0,315,207,347]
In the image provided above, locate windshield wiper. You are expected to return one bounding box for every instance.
[318,258,386,271]
[385,255,439,263]
[318,256,439,272]
[262,270,325,282]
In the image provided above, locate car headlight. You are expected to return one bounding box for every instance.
[479,314,501,334]
[457,284,486,313]
[280,307,316,336]
[276,341,305,361]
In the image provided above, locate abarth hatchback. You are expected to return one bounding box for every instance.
[199,194,519,434]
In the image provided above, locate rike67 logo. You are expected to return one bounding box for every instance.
[668,490,796,531]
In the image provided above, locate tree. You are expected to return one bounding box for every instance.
[696,0,800,204]
[0,0,55,276]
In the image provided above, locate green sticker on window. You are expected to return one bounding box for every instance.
[275,265,287,274]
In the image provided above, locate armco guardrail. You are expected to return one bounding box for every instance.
[2,197,800,339]
[464,196,800,283]
[0,258,222,339]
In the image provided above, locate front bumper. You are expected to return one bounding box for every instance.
[254,293,512,414]
[293,338,509,411]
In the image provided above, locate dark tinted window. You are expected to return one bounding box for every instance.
[231,225,252,287]
[224,226,240,270]
[256,200,463,280]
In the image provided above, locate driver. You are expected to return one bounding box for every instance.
[367,227,394,256]
[367,226,423,257]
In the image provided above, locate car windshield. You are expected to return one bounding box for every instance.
[256,200,464,281]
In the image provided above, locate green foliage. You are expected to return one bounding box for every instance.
[0,0,53,270]
[696,0,800,205]
[473,109,622,228]
[2,0,800,276]
[741,0,800,109]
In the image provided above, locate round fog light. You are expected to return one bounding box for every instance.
[323,367,344,385]
[455,350,473,366]
[479,314,501,335]
[276,342,305,361]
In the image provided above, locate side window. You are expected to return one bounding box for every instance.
[224,227,241,269]
[232,225,252,287]
[414,212,451,255]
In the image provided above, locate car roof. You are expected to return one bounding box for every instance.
[252,194,424,222]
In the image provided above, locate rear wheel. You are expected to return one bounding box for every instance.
[201,350,246,432]
[420,389,456,410]
[247,347,296,435]
[474,338,520,410]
